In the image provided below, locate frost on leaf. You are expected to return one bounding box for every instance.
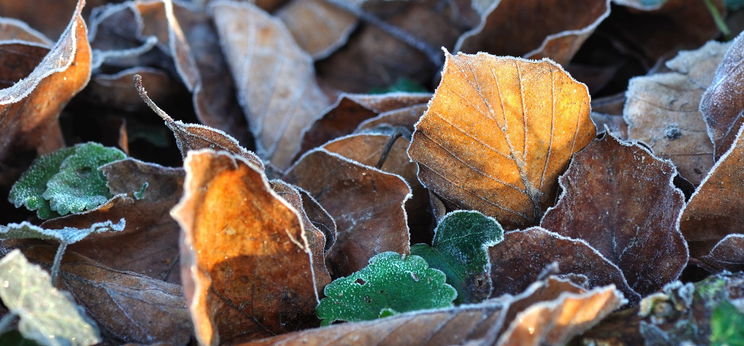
[9,142,126,218]
[411,210,504,304]
[0,250,100,346]
[408,52,595,229]
[316,252,457,326]
[0,218,125,245]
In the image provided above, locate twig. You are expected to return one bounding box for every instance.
[703,0,732,40]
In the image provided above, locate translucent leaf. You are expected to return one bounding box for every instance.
[8,147,75,219]
[411,210,504,304]
[0,250,100,346]
[316,252,457,326]
[0,219,125,244]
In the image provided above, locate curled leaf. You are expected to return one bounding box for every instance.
[0,218,125,245]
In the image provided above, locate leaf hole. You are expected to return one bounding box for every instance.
[355,278,366,285]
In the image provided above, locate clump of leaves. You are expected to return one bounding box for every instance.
[9,142,126,219]
[411,210,504,304]
[316,252,457,325]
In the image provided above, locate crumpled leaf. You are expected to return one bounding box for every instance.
[0,0,91,162]
[681,122,744,261]
[488,227,640,302]
[171,149,328,344]
[408,52,596,229]
[411,210,504,304]
[212,0,330,169]
[0,250,100,346]
[456,0,611,65]
[624,40,730,184]
[0,218,125,245]
[284,148,411,277]
[0,17,51,45]
[316,252,457,325]
[277,0,357,59]
[700,30,744,158]
[541,134,687,296]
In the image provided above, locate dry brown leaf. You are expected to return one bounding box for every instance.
[488,227,640,302]
[700,234,744,272]
[284,148,411,277]
[212,0,330,170]
[20,244,191,345]
[83,67,180,112]
[624,41,730,184]
[41,158,184,283]
[0,17,51,45]
[277,0,357,59]
[496,285,625,346]
[681,125,744,259]
[540,134,687,296]
[298,93,430,159]
[0,0,113,39]
[591,112,628,138]
[296,186,337,253]
[172,149,327,345]
[0,0,91,161]
[455,0,610,65]
[408,52,596,229]
[356,103,428,133]
[700,31,744,158]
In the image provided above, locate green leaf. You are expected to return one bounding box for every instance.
[711,301,744,346]
[411,210,504,304]
[0,250,100,346]
[8,147,75,219]
[316,252,457,325]
[0,219,125,244]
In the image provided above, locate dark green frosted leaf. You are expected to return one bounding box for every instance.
[8,147,75,219]
[0,219,125,244]
[411,210,504,304]
[0,250,100,346]
[316,252,456,325]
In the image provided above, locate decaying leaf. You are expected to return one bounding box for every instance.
[355,103,428,133]
[700,234,744,272]
[316,252,457,325]
[172,149,327,344]
[700,31,744,157]
[212,0,330,169]
[284,148,411,277]
[277,0,357,59]
[0,0,91,161]
[408,52,595,229]
[411,210,504,304]
[488,227,640,302]
[541,134,687,296]
[0,17,51,45]
[456,0,611,65]
[681,124,744,259]
[624,40,730,184]
[0,250,100,346]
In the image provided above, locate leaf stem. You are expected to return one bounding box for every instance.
[0,312,17,334]
[50,242,68,286]
[132,74,175,122]
[704,0,731,39]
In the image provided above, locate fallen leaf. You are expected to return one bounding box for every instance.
[681,124,744,258]
[212,0,330,169]
[284,148,411,277]
[456,0,610,65]
[0,250,100,346]
[83,67,180,112]
[295,186,337,253]
[172,149,326,344]
[316,252,457,325]
[541,134,687,296]
[277,0,357,59]
[355,103,428,133]
[0,218,124,245]
[0,0,91,162]
[488,227,640,302]
[624,40,730,184]
[408,52,596,229]
[411,210,504,304]
[700,234,744,272]
[700,31,744,158]
[0,17,51,45]
[591,112,628,138]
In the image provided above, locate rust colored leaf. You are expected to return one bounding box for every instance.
[0,0,91,161]
[681,125,744,259]
[624,41,729,184]
[41,158,184,283]
[356,103,428,133]
[284,148,411,277]
[408,52,596,229]
[298,93,430,159]
[212,0,330,169]
[496,285,625,346]
[700,234,744,272]
[456,0,610,65]
[540,134,687,296]
[277,0,358,59]
[0,17,51,45]
[488,227,640,302]
[172,149,327,345]
[21,245,191,345]
[700,31,744,158]
[297,186,337,253]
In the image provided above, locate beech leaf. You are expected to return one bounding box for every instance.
[316,252,457,326]
[0,250,100,346]
[411,210,504,304]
